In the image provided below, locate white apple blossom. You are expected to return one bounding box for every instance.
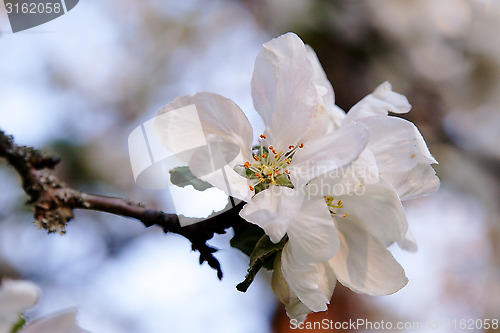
[154,33,369,255]
[154,32,439,322]
[0,279,87,333]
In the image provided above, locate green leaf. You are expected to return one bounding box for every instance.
[230,222,265,257]
[236,234,288,293]
[169,166,213,191]
[10,316,26,333]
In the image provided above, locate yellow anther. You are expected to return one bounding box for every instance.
[260,134,267,139]
[299,143,304,148]
[255,173,262,178]
[244,162,251,168]
[253,155,259,161]
[259,178,265,182]
[343,213,348,218]
[337,200,342,206]
[249,185,255,191]
[269,146,274,150]
[262,153,267,158]
[285,170,290,174]
[411,154,415,159]
[288,145,295,150]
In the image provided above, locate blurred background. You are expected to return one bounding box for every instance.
[1,0,499,332]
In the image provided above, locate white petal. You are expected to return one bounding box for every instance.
[154,92,254,201]
[281,244,336,312]
[251,33,317,152]
[289,121,369,189]
[304,44,346,131]
[383,163,440,201]
[239,186,303,243]
[346,82,411,121]
[23,310,89,333]
[330,222,408,295]
[362,116,437,173]
[305,44,335,113]
[335,178,408,245]
[187,151,254,201]
[285,296,313,323]
[287,196,339,264]
[271,255,314,322]
[398,228,418,252]
[155,92,253,160]
[0,279,39,325]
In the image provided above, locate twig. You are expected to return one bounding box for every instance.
[0,130,246,279]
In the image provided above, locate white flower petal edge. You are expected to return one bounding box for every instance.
[288,120,370,189]
[346,81,411,121]
[398,228,418,253]
[154,92,254,201]
[281,245,337,313]
[251,32,318,152]
[362,116,437,169]
[359,115,439,200]
[0,279,39,331]
[330,222,408,295]
[271,253,337,322]
[383,162,440,201]
[341,82,439,201]
[23,310,89,333]
[240,186,303,243]
[303,44,346,133]
[334,178,408,246]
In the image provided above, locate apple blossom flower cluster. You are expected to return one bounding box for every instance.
[154,32,439,321]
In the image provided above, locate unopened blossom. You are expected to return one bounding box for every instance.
[0,279,87,333]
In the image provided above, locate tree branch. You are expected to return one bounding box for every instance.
[0,130,246,279]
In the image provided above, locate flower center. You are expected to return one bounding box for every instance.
[239,134,304,193]
[325,196,349,218]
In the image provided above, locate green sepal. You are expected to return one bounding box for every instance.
[169,166,213,191]
[233,165,259,179]
[230,222,265,257]
[274,174,293,188]
[10,316,26,333]
[236,234,288,292]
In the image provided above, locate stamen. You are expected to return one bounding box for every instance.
[260,134,267,139]
[255,173,262,178]
[299,143,304,148]
[253,155,259,161]
[288,145,295,150]
[343,213,348,218]
[244,162,251,168]
[249,185,255,191]
[262,154,267,158]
